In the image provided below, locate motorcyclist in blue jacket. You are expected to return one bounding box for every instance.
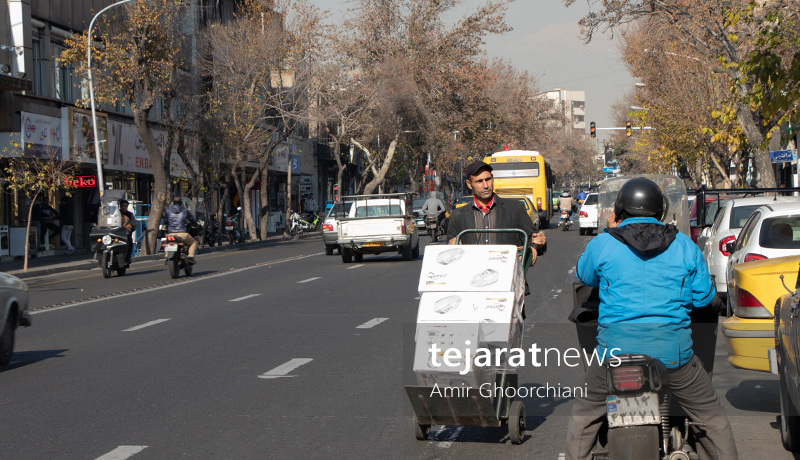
[565,178,737,460]
[160,196,198,264]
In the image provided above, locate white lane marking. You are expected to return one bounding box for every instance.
[122,319,170,332]
[31,253,324,315]
[346,264,365,270]
[297,277,320,284]
[556,289,562,294]
[568,267,575,274]
[437,426,464,448]
[229,294,260,302]
[414,297,420,300]
[258,358,313,379]
[356,318,388,329]
[95,446,148,460]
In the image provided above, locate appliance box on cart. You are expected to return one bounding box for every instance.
[418,245,524,295]
[413,322,495,389]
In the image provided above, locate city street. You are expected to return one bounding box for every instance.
[0,223,795,459]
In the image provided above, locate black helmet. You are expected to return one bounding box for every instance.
[614,178,667,221]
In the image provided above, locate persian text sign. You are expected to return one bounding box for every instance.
[21,112,62,159]
[770,149,798,163]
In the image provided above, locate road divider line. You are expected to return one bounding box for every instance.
[95,446,147,460]
[356,318,388,329]
[346,264,364,270]
[258,358,313,379]
[123,319,171,332]
[297,277,320,284]
[30,252,324,315]
[230,294,260,302]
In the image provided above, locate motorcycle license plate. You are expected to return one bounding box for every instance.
[225,226,234,230]
[166,243,178,253]
[606,392,661,428]
[363,242,385,247]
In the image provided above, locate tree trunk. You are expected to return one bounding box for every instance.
[23,193,38,272]
[260,167,270,240]
[363,136,399,195]
[284,151,293,238]
[217,184,229,246]
[752,147,776,188]
[132,107,169,254]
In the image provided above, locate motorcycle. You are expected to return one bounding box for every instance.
[558,209,572,231]
[425,214,446,242]
[303,212,321,231]
[205,214,219,247]
[90,190,130,278]
[161,234,194,278]
[224,208,242,244]
[288,211,314,237]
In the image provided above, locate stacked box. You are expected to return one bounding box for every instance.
[418,245,524,296]
[413,323,494,389]
[415,292,523,346]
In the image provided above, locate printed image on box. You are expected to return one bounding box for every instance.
[418,245,523,293]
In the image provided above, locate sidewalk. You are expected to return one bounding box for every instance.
[1,231,319,279]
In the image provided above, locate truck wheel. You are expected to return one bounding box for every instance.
[412,241,420,259]
[579,228,585,235]
[354,252,363,262]
[402,243,412,261]
[341,248,353,264]
[325,246,334,255]
[0,318,14,366]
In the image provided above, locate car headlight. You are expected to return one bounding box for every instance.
[102,235,112,245]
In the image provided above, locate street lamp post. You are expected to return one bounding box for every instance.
[87,0,136,197]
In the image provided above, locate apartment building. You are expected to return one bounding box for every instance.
[537,88,586,134]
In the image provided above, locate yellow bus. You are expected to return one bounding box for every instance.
[484,150,554,227]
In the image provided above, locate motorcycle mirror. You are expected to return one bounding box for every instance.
[237,207,241,211]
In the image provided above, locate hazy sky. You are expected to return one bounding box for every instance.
[308,0,634,143]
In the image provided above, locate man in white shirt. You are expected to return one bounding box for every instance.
[304,193,317,218]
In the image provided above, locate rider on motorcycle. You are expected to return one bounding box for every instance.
[557,191,575,221]
[160,196,198,265]
[565,178,737,460]
[421,191,446,232]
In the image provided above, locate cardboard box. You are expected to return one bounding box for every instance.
[418,245,524,294]
[415,292,524,346]
[413,323,495,389]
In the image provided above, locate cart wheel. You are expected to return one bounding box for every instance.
[509,401,525,445]
[413,417,431,441]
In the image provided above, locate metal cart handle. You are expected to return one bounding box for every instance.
[455,229,530,264]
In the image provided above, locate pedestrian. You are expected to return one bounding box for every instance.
[59,196,75,255]
[39,195,61,248]
[304,193,317,218]
[119,199,136,265]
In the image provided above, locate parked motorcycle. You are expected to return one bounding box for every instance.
[303,212,321,231]
[558,209,572,231]
[224,208,242,244]
[288,211,314,236]
[90,190,130,278]
[205,214,219,247]
[162,234,194,278]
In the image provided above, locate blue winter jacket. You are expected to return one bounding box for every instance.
[160,204,197,234]
[576,217,715,368]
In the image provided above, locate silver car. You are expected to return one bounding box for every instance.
[700,196,800,300]
[0,272,31,365]
[322,202,352,255]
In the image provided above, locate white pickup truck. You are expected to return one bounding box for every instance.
[335,193,420,263]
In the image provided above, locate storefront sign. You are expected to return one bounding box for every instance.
[21,112,63,159]
[66,107,108,164]
[272,143,289,172]
[770,149,798,163]
[66,175,97,188]
[291,154,301,174]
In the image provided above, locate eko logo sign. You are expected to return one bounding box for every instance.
[24,117,35,139]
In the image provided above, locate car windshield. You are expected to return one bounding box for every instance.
[729,205,762,229]
[355,205,402,217]
[457,197,472,204]
[583,194,598,205]
[412,198,427,210]
[759,216,800,249]
[326,202,352,218]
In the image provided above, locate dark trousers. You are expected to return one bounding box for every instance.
[125,234,133,263]
[39,221,60,244]
[565,355,738,460]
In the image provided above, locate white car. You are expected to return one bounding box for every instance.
[322,202,352,255]
[725,201,800,304]
[577,193,598,236]
[700,197,800,300]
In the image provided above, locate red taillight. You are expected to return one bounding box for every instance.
[718,235,736,256]
[401,224,407,235]
[536,198,542,211]
[580,211,588,218]
[744,253,767,263]
[322,224,333,232]
[612,366,644,391]
[167,236,175,242]
[736,287,764,308]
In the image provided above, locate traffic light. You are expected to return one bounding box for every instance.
[590,122,596,139]
[625,121,632,137]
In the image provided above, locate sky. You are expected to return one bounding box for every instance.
[307,0,635,144]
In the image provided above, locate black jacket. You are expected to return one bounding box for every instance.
[446,195,535,246]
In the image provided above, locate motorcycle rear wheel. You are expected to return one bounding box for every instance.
[168,258,180,279]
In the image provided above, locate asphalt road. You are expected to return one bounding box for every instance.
[0,224,796,459]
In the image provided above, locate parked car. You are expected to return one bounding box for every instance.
[725,202,800,305]
[0,272,31,365]
[322,202,352,255]
[496,194,540,232]
[773,265,800,451]
[576,193,599,236]
[689,195,735,243]
[454,196,472,209]
[700,197,800,300]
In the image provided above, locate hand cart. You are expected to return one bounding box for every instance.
[406,229,532,445]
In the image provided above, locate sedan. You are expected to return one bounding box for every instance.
[577,193,598,236]
[322,202,352,255]
[0,272,31,365]
[773,267,800,451]
[700,196,799,300]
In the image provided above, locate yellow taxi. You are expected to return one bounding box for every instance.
[723,255,800,372]
[454,196,472,209]
[496,194,541,232]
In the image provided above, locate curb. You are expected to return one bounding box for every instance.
[10,233,322,280]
